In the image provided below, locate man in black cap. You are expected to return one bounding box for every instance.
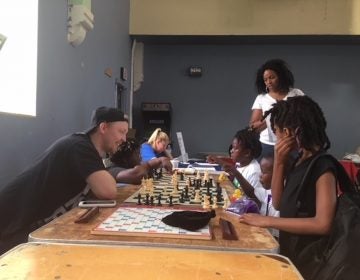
[0,106,128,254]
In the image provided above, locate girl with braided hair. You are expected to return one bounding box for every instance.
[239,96,339,276]
[250,59,304,158]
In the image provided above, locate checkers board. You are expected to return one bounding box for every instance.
[123,173,229,207]
[91,207,212,240]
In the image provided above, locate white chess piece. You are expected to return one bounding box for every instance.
[212,196,218,209]
[203,171,209,183]
[194,189,201,203]
[202,195,210,209]
[171,183,179,196]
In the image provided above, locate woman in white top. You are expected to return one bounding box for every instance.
[250,59,304,157]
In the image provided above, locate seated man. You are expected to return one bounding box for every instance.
[108,139,173,185]
[0,107,128,254]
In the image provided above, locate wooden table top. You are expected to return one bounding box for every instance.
[29,182,279,253]
[0,243,302,280]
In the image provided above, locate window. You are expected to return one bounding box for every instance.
[0,1,38,116]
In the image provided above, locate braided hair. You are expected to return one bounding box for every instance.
[234,128,262,159]
[255,59,295,94]
[265,96,330,152]
[110,139,140,168]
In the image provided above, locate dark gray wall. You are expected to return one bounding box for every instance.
[0,0,131,186]
[133,42,360,159]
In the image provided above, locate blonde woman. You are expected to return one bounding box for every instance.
[140,128,172,162]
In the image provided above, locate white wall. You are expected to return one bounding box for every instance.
[0,0,131,186]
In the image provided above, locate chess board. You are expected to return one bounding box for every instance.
[91,207,212,240]
[123,173,229,207]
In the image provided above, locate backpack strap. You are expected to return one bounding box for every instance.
[296,153,355,212]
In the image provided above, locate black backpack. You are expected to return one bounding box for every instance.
[295,153,360,279]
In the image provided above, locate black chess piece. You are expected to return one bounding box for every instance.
[209,178,213,186]
[216,187,223,202]
[157,194,162,206]
[150,196,154,206]
[196,179,201,188]
[169,195,173,206]
[207,185,211,196]
[145,193,150,205]
[137,193,142,205]
[180,172,184,181]
[184,185,189,199]
[209,195,213,205]
[179,191,185,203]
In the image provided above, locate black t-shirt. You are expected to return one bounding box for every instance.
[279,154,338,263]
[0,133,105,238]
[107,165,126,179]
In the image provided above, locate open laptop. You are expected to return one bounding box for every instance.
[175,132,221,172]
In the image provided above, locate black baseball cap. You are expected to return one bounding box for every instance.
[86,106,127,134]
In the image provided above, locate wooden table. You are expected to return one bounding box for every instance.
[29,183,279,253]
[0,243,303,279]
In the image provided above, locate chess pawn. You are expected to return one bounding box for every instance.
[186,177,191,188]
[196,170,201,180]
[209,176,214,187]
[212,196,218,209]
[203,171,209,183]
[194,189,201,203]
[202,195,210,209]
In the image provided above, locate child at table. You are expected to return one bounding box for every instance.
[209,128,268,215]
[238,96,343,278]
[259,152,279,237]
[108,139,173,185]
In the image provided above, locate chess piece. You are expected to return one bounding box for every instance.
[194,189,201,203]
[157,194,162,206]
[169,195,173,206]
[202,195,210,209]
[137,193,142,205]
[179,191,185,203]
[184,185,189,199]
[206,184,211,196]
[171,183,179,196]
[212,196,218,209]
[203,171,209,183]
[209,177,214,187]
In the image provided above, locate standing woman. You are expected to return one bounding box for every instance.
[140,128,172,162]
[250,59,304,157]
